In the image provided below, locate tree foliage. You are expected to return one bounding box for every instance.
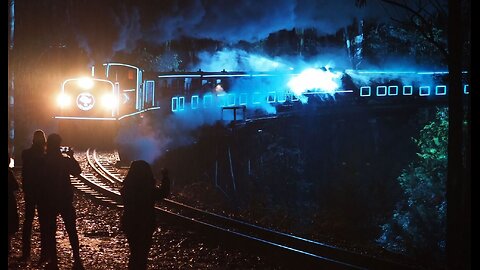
[378,107,448,265]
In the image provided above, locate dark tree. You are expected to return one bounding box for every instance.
[357,1,470,268]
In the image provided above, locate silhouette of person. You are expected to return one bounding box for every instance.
[20,129,47,260]
[40,133,84,270]
[120,160,170,270]
[8,151,20,257]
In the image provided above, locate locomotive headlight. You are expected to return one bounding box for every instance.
[57,93,71,108]
[78,77,94,90]
[101,93,117,109]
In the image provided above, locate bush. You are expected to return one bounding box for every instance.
[377,107,447,265]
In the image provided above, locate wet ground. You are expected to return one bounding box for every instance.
[8,169,283,270]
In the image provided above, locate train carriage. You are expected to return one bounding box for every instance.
[54,62,470,124]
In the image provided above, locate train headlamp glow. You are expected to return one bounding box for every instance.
[57,94,71,108]
[77,78,94,90]
[101,94,117,109]
[76,92,95,111]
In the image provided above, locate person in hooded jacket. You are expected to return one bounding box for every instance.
[120,160,170,270]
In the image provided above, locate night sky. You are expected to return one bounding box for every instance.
[12,0,408,65]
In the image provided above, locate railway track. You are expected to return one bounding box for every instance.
[72,148,415,269]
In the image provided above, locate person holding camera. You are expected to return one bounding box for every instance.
[40,133,84,270]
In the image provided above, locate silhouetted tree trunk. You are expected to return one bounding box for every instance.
[355,1,470,268]
[8,0,15,156]
[446,1,470,269]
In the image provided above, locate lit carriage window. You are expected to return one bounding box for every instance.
[217,93,226,107]
[435,85,447,95]
[145,80,155,106]
[388,86,398,96]
[227,94,236,106]
[171,97,178,112]
[252,92,261,104]
[267,91,276,103]
[285,91,299,102]
[277,91,287,103]
[464,84,469,94]
[403,86,413,95]
[360,86,371,97]
[376,86,387,96]
[191,95,199,109]
[419,86,430,96]
[239,93,248,105]
[178,96,185,111]
[203,94,213,108]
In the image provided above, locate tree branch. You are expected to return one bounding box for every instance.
[380,0,448,59]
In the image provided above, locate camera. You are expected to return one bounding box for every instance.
[60,146,72,153]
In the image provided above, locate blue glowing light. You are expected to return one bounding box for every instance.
[217,93,227,107]
[191,95,199,109]
[178,97,185,111]
[376,86,387,96]
[419,86,431,96]
[170,96,185,112]
[435,85,447,95]
[403,86,413,95]
[267,92,276,103]
[171,97,178,112]
[388,86,398,96]
[349,70,450,75]
[277,91,287,103]
[227,94,236,106]
[203,94,213,108]
[239,93,248,105]
[360,86,371,97]
[335,89,354,93]
[416,71,449,75]
[156,69,470,117]
[464,84,469,94]
[252,92,261,104]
